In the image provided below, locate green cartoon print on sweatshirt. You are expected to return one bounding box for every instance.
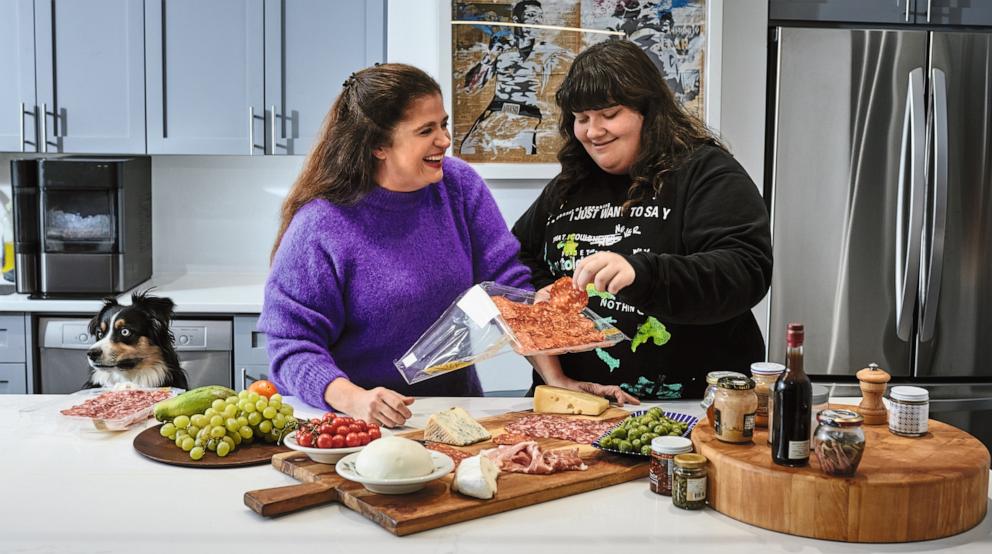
[595,347,621,372]
[621,376,683,400]
[631,316,671,352]
[556,234,579,257]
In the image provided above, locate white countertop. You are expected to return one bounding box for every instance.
[0,272,266,314]
[1,395,989,553]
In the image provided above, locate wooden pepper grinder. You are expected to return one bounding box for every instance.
[856,362,891,425]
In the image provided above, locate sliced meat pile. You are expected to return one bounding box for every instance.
[492,276,607,353]
[423,442,473,468]
[481,441,587,474]
[492,433,531,445]
[503,414,618,444]
[60,389,173,420]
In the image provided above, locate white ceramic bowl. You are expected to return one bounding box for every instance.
[335,450,454,494]
[283,429,392,464]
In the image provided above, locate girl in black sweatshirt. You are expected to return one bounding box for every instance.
[513,40,772,400]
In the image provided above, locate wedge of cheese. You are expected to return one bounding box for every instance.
[533,385,609,416]
[452,455,499,500]
[423,407,491,446]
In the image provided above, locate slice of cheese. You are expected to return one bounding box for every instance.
[452,455,499,500]
[423,407,492,446]
[533,385,609,416]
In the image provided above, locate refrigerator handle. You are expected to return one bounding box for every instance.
[895,68,926,342]
[920,68,948,342]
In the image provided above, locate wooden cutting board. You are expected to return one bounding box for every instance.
[244,408,649,535]
[134,424,290,468]
[692,405,991,543]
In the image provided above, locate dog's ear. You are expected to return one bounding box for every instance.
[135,293,176,347]
[88,297,119,336]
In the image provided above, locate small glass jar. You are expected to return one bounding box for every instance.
[713,376,758,444]
[889,386,929,437]
[813,409,865,476]
[701,371,746,424]
[672,453,708,510]
[750,362,785,428]
[810,384,830,449]
[649,436,693,496]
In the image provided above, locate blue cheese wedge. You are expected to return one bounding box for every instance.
[534,385,609,415]
[452,455,499,500]
[424,407,491,446]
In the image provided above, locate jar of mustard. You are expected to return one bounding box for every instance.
[750,362,785,428]
[701,371,746,425]
[713,376,758,444]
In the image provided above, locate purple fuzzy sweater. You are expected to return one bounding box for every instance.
[258,157,531,410]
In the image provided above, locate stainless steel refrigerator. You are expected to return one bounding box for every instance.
[767,3,992,448]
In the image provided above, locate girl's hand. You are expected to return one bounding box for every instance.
[573,381,640,407]
[573,252,635,295]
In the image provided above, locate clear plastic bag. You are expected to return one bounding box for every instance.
[394,281,628,385]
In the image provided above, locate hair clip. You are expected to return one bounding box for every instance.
[342,72,358,88]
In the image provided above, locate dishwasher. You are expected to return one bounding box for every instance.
[37,317,233,393]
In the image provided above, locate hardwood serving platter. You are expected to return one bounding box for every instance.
[244,408,650,535]
[691,405,990,543]
[133,424,290,468]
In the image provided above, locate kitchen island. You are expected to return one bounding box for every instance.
[1,395,989,554]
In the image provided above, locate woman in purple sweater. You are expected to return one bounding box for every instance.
[260,64,634,427]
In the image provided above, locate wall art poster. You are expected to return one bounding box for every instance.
[451,0,707,164]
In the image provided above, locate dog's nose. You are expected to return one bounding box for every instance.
[86,349,101,361]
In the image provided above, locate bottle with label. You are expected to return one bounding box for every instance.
[771,323,812,467]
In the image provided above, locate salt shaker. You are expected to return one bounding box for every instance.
[856,362,890,425]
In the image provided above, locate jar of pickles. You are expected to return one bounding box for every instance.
[713,376,758,444]
[701,371,746,424]
[750,362,785,428]
[672,453,708,510]
[812,409,865,476]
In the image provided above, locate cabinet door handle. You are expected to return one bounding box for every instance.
[19,102,25,152]
[905,0,911,21]
[41,102,48,153]
[248,106,255,155]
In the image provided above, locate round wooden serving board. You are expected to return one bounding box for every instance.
[691,406,990,543]
[134,424,289,469]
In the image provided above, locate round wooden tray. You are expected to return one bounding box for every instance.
[691,406,990,543]
[133,424,289,469]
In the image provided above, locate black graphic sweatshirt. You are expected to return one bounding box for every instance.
[512,145,772,399]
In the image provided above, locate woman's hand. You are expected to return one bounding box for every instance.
[573,252,635,295]
[573,381,640,407]
[325,379,414,428]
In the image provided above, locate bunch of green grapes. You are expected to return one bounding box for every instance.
[599,407,690,455]
[158,391,297,460]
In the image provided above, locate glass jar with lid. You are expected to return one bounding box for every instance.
[672,453,708,510]
[701,371,746,425]
[812,409,865,476]
[649,436,693,496]
[713,376,758,444]
[888,386,929,437]
[750,362,785,428]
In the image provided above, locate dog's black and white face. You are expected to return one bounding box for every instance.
[85,292,187,390]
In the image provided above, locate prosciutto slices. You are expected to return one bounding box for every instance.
[480,441,588,474]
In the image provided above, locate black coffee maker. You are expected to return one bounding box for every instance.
[11,156,152,298]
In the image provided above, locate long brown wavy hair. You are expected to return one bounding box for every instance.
[553,39,723,212]
[271,64,442,260]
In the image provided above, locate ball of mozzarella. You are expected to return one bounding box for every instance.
[355,436,434,479]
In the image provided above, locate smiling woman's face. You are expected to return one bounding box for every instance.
[573,105,644,175]
[374,93,451,192]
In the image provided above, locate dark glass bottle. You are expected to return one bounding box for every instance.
[771,323,812,467]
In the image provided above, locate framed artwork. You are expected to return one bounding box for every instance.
[449,0,718,176]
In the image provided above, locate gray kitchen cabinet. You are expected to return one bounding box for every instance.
[34,0,146,154]
[0,313,31,394]
[263,0,385,155]
[769,0,914,24]
[234,315,269,391]
[145,0,265,155]
[0,0,38,153]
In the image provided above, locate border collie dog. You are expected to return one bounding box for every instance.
[84,291,188,390]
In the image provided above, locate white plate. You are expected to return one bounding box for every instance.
[283,428,393,464]
[335,450,454,495]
